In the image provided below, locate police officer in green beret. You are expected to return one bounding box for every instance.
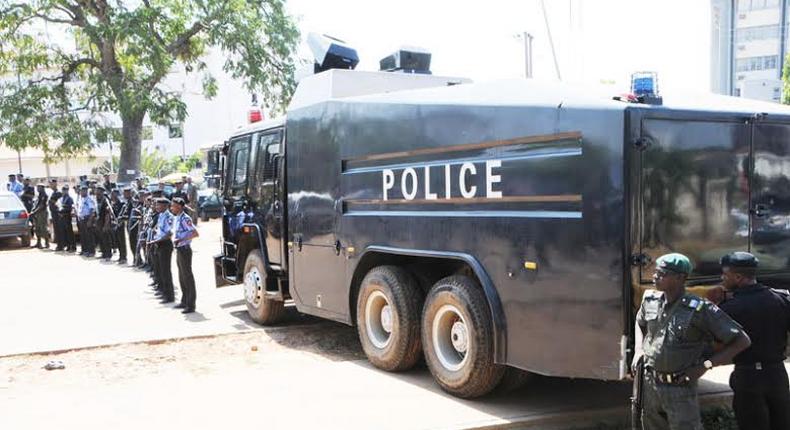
[634,253,751,430]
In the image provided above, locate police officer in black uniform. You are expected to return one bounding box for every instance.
[719,252,790,430]
[111,189,127,264]
[95,186,113,260]
[58,186,76,252]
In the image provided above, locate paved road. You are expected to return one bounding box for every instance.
[0,218,752,429]
[0,219,274,356]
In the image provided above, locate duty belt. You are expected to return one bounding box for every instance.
[645,367,691,385]
[735,361,784,371]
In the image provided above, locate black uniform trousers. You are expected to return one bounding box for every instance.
[730,366,790,430]
[79,220,96,254]
[150,242,159,285]
[98,227,112,258]
[58,214,76,250]
[176,245,196,310]
[51,214,62,248]
[156,241,175,300]
[128,226,140,265]
[114,226,127,261]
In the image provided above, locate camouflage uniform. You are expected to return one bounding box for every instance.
[637,290,744,429]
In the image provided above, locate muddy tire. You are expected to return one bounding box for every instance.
[243,250,285,325]
[356,265,423,371]
[422,275,504,398]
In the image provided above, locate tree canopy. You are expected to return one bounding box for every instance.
[0,0,299,180]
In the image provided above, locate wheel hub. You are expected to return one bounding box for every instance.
[380,305,393,333]
[450,321,468,353]
[365,290,393,349]
[244,268,262,306]
[432,304,470,372]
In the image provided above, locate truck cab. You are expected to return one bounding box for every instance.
[214,118,290,323]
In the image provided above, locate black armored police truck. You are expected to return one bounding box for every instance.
[214,67,790,398]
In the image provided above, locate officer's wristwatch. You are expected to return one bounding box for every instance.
[703,360,714,370]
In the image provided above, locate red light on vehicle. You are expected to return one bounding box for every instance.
[248,109,263,123]
[242,226,251,233]
[18,211,28,219]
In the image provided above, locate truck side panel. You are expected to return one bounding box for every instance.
[287,100,627,380]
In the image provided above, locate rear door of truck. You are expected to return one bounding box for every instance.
[751,121,790,284]
[634,113,752,286]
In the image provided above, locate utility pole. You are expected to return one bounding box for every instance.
[523,32,534,78]
[540,0,562,80]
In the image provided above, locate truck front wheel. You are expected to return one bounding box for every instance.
[356,266,422,371]
[243,250,285,325]
[421,275,504,398]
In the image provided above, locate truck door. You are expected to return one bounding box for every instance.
[221,134,252,275]
[639,118,751,281]
[253,130,284,266]
[751,122,790,276]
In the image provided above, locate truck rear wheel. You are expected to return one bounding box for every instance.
[356,266,422,371]
[421,275,504,398]
[243,250,284,325]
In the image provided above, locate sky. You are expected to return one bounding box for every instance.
[286,0,712,95]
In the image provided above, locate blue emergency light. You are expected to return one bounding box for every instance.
[631,72,658,96]
[630,72,662,105]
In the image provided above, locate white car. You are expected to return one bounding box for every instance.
[0,191,30,246]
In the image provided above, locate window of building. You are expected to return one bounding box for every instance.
[739,0,780,10]
[736,24,780,44]
[735,55,779,72]
[773,87,782,101]
[168,123,183,139]
[735,88,742,97]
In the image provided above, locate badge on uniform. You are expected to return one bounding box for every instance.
[688,298,705,311]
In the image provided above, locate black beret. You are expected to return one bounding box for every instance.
[80,186,88,191]
[720,252,758,268]
[61,185,69,190]
[49,178,57,183]
[172,197,186,206]
[155,197,171,205]
[151,190,163,197]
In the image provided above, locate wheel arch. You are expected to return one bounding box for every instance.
[235,223,271,278]
[349,246,507,363]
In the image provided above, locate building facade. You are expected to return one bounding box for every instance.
[711,0,789,102]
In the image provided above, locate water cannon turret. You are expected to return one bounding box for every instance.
[307,32,359,73]
[379,46,432,74]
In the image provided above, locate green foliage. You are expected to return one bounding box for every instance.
[136,150,201,178]
[0,0,299,178]
[139,150,170,179]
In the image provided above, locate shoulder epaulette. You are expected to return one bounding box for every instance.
[770,288,790,297]
[683,293,707,311]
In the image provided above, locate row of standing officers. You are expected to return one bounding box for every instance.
[634,252,790,430]
[26,178,201,314]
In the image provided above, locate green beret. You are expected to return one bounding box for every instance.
[656,253,692,275]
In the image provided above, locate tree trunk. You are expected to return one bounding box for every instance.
[117,113,144,183]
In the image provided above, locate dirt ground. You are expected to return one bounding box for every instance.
[1,311,364,390]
